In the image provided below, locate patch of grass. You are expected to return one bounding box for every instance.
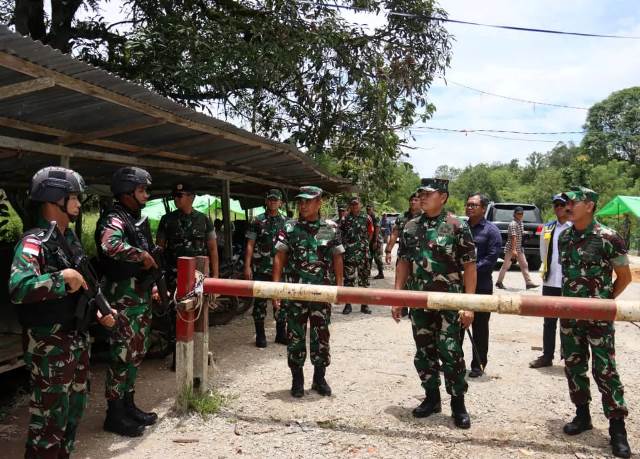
[176,385,227,418]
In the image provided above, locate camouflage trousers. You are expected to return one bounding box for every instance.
[560,319,628,419]
[105,305,152,400]
[23,326,90,459]
[344,255,370,288]
[410,309,468,396]
[252,273,287,323]
[286,301,331,368]
[369,241,383,273]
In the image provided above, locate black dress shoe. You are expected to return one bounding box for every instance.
[342,303,352,314]
[468,368,483,378]
[495,281,505,289]
[529,356,552,368]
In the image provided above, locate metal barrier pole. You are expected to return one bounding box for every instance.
[202,278,640,322]
[175,256,195,409]
[193,256,210,392]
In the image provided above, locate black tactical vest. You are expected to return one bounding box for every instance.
[17,227,81,330]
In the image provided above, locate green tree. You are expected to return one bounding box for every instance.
[582,86,640,166]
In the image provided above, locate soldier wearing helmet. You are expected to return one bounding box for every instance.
[95,166,158,437]
[9,166,115,458]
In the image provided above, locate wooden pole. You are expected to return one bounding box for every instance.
[193,256,210,392]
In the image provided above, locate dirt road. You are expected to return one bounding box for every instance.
[1,267,639,458]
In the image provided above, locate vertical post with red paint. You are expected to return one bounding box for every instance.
[176,256,195,410]
[193,256,210,392]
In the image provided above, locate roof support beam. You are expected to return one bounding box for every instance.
[0,135,298,190]
[0,77,55,100]
[57,118,166,145]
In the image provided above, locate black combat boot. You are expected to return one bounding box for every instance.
[609,418,632,458]
[275,321,288,345]
[124,391,158,426]
[342,303,352,315]
[563,404,592,435]
[311,366,332,396]
[360,304,372,314]
[255,320,267,348]
[451,395,471,429]
[290,366,304,398]
[103,399,145,437]
[412,388,442,418]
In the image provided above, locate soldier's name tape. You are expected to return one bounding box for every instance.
[202,278,640,322]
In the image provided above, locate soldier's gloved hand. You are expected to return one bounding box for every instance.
[459,310,474,329]
[97,308,116,328]
[243,267,253,280]
[140,251,158,270]
[62,268,87,293]
[391,306,403,323]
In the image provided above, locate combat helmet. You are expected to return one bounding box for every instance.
[29,166,86,203]
[111,167,152,196]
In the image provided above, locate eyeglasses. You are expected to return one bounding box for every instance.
[465,203,481,209]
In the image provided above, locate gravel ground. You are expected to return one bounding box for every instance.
[1,264,639,459]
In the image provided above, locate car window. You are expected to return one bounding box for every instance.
[492,207,539,223]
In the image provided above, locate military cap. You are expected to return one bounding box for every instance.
[295,186,323,199]
[409,191,419,200]
[417,178,449,193]
[349,196,361,204]
[552,193,566,203]
[562,186,599,203]
[266,189,283,200]
[172,182,195,195]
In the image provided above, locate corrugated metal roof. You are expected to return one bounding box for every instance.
[0,26,351,199]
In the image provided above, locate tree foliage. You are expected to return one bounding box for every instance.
[5,0,452,200]
[582,86,640,166]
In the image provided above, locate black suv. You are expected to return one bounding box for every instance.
[485,202,544,271]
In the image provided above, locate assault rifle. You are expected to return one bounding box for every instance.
[48,221,116,331]
[135,216,171,309]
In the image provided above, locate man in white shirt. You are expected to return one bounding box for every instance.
[530,194,571,368]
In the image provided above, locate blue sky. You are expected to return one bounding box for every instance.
[402,0,640,176]
[88,1,639,177]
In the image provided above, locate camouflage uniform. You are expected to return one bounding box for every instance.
[275,218,344,368]
[339,212,370,288]
[368,212,384,275]
[157,208,216,273]
[96,203,153,401]
[245,211,287,323]
[559,219,629,419]
[9,221,90,458]
[399,210,477,396]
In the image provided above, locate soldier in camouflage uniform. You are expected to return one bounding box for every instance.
[339,197,372,314]
[95,167,159,437]
[244,189,288,347]
[366,204,385,280]
[558,186,632,458]
[385,192,422,265]
[392,178,477,429]
[156,182,219,365]
[272,186,344,398]
[9,167,115,458]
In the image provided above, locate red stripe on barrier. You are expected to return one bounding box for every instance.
[176,257,196,342]
[204,278,255,298]
[519,295,617,321]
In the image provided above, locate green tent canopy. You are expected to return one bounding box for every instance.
[595,195,640,218]
[142,194,246,223]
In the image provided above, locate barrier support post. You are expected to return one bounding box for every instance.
[175,256,195,411]
[193,256,210,392]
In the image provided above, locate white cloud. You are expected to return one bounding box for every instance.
[404,0,640,177]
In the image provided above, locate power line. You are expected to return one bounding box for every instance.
[442,79,590,110]
[298,1,640,40]
[474,133,565,143]
[411,126,585,135]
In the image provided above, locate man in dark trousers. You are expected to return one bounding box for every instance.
[460,192,501,377]
[529,194,571,368]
